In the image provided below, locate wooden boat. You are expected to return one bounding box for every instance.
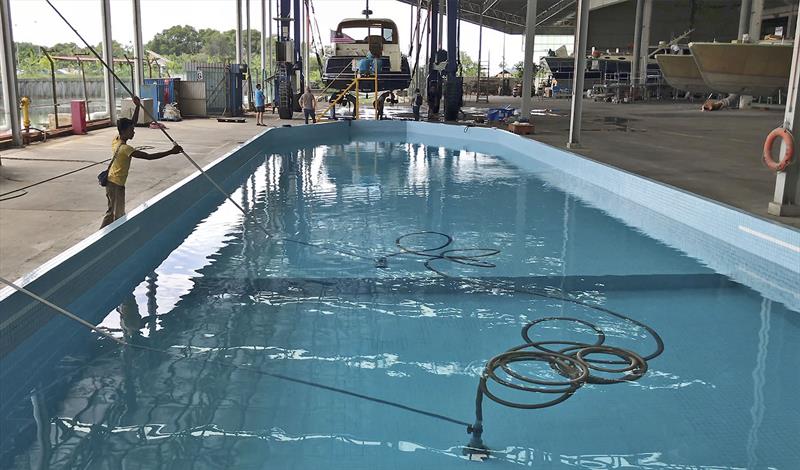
[689,41,793,96]
[655,53,713,94]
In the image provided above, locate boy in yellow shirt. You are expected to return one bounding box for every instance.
[101,96,182,228]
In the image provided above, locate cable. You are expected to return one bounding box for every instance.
[0,159,108,202]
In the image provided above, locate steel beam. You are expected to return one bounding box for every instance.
[768,9,800,217]
[567,0,589,149]
[520,0,537,122]
[131,0,144,96]
[0,0,20,146]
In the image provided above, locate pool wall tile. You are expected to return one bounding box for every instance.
[403,121,800,310]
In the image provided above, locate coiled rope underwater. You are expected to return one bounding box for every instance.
[0,230,664,459]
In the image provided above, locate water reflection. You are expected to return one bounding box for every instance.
[6,142,798,469]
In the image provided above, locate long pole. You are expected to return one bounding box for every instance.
[44,0,271,238]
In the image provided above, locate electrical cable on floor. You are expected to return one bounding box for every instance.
[0,160,108,202]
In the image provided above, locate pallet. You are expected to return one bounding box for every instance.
[508,122,535,135]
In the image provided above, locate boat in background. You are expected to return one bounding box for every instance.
[689,41,793,96]
[655,53,713,94]
[322,18,411,92]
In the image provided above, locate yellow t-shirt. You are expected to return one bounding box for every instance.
[108,136,135,186]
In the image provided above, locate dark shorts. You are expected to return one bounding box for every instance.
[256,105,265,112]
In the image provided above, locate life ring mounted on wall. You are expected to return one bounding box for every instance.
[763,127,795,172]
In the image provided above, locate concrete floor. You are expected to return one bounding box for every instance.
[1,98,797,281]
[0,117,273,281]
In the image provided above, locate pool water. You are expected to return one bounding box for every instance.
[5,140,799,469]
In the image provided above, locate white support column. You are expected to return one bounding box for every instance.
[0,0,21,146]
[738,0,752,40]
[520,0,537,122]
[101,0,116,123]
[768,14,800,217]
[567,0,589,149]
[236,0,243,64]
[267,0,273,99]
[246,0,252,67]
[638,0,652,86]
[261,0,267,87]
[630,0,643,85]
[131,0,144,97]
[749,0,764,40]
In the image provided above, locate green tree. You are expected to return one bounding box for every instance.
[147,25,203,56]
[513,61,524,78]
[459,51,478,77]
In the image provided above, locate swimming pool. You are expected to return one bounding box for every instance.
[1,122,798,469]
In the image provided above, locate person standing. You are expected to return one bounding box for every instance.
[101,96,182,228]
[300,86,317,124]
[412,88,423,121]
[254,83,266,126]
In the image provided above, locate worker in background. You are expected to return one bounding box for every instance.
[412,88,423,121]
[101,96,182,228]
[300,86,317,124]
[375,91,395,120]
[254,83,266,126]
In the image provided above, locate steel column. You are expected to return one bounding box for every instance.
[236,0,243,64]
[131,0,144,96]
[567,0,589,149]
[631,0,643,86]
[767,9,800,217]
[520,0,537,122]
[0,2,19,143]
[738,0,752,40]
[0,0,21,146]
[749,0,764,40]
[101,0,116,123]
[638,0,652,85]
[261,0,267,87]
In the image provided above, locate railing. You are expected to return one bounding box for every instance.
[319,69,379,121]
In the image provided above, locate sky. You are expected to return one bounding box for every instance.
[10,0,573,72]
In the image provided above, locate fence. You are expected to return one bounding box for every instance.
[184,61,228,116]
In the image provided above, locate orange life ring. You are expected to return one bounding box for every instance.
[763,127,795,172]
